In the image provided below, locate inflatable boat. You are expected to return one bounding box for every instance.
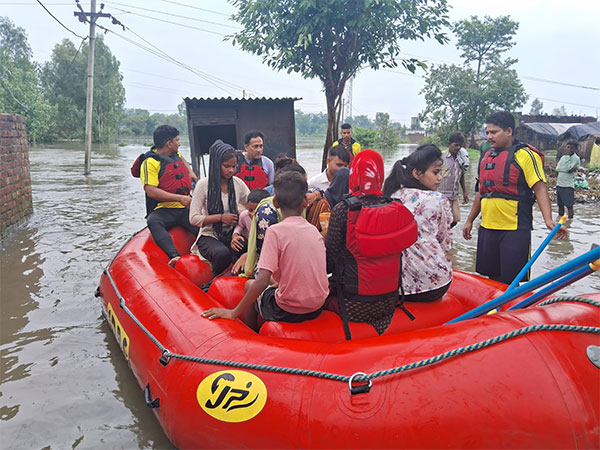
[97,227,600,449]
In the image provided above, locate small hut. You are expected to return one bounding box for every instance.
[557,122,600,161]
[184,97,299,175]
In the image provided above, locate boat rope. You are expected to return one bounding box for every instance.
[161,323,600,384]
[535,295,600,308]
[103,266,600,385]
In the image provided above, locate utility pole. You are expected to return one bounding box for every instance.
[344,77,353,122]
[75,1,110,175]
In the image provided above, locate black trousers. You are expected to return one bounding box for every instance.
[146,207,198,259]
[196,234,235,276]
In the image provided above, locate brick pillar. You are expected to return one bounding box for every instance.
[0,113,33,232]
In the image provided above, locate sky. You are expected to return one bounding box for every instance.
[4,0,600,124]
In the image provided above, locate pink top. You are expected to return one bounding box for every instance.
[257,216,329,314]
[233,209,252,238]
[391,188,453,295]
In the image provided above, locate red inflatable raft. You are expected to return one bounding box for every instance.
[97,227,600,449]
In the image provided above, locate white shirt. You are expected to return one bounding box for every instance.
[307,170,331,190]
[457,148,470,171]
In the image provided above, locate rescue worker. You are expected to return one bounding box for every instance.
[235,130,275,189]
[463,111,568,285]
[138,125,199,267]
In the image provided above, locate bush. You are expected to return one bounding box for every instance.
[353,127,377,148]
[419,135,444,147]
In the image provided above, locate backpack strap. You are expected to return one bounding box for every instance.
[397,257,415,321]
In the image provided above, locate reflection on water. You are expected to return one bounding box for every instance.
[0,141,598,449]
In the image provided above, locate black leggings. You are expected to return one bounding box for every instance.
[196,234,235,276]
[146,208,198,259]
[402,282,451,303]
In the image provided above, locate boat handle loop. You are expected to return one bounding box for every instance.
[159,349,171,367]
[349,372,372,395]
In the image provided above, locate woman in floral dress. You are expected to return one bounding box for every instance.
[383,144,453,301]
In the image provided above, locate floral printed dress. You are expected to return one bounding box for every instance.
[391,188,453,295]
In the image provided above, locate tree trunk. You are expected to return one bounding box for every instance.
[322,86,343,171]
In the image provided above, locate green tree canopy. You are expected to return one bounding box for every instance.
[41,37,124,142]
[420,15,527,144]
[0,17,56,142]
[552,105,568,116]
[530,98,544,115]
[229,0,449,168]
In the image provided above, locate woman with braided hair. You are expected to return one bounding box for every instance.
[190,140,250,276]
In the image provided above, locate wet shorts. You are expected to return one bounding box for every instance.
[556,186,575,208]
[476,226,531,285]
[255,287,322,323]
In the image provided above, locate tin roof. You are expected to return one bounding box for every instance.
[184,96,301,104]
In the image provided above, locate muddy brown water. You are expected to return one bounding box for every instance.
[1,142,598,449]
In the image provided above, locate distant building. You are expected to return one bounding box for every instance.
[514,118,600,160]
[184,97,299,175]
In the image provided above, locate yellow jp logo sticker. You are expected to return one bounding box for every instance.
[197,370,267,423]
[106,303,130,359]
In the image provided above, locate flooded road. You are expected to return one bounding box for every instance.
[1,142,598,449]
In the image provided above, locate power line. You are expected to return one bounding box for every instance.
[108,7,227,36]
[386,53,600,91]
[111,18,260,96]
[122,67,214,89]
[522,76,599,92]
[35,0,87,39]
[127,81,190,95]
[536,98,599,110]
[157,0,231,17]
[105,28,241,96]
[102,1,237,28]
[114,29,239,94]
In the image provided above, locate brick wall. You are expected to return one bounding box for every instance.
[1,114,33,232]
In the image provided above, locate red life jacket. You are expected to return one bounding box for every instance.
[342,196,418,298]
[235,153,269,189]
[479,143,544,203]
[132,150,192,216]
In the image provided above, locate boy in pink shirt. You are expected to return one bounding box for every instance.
[203,172,329,330]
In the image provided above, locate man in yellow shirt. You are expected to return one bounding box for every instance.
[463,111,567,284]
[140,125,198,267]
[332,123,361,162]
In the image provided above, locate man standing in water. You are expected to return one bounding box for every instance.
[555,140,581,219]
[463,111,567,285]
[440,133,469,227]
[332,123,361,162]
[140,125,199,267]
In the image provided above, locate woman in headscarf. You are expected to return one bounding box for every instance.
[325,150,417,337]
[190,140,250,276]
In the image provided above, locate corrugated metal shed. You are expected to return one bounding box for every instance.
[184,97,301,175]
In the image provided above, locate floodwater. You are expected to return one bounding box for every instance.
[1,141,598,449]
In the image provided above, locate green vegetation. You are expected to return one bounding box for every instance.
[296,110,408,152]
[230,0,449,168]
[1,17,125,143]
[420,15,527,144]
[530,98,544,115]
[41,37,125,142]
[0,17,56,142]
[118,103,187,138]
